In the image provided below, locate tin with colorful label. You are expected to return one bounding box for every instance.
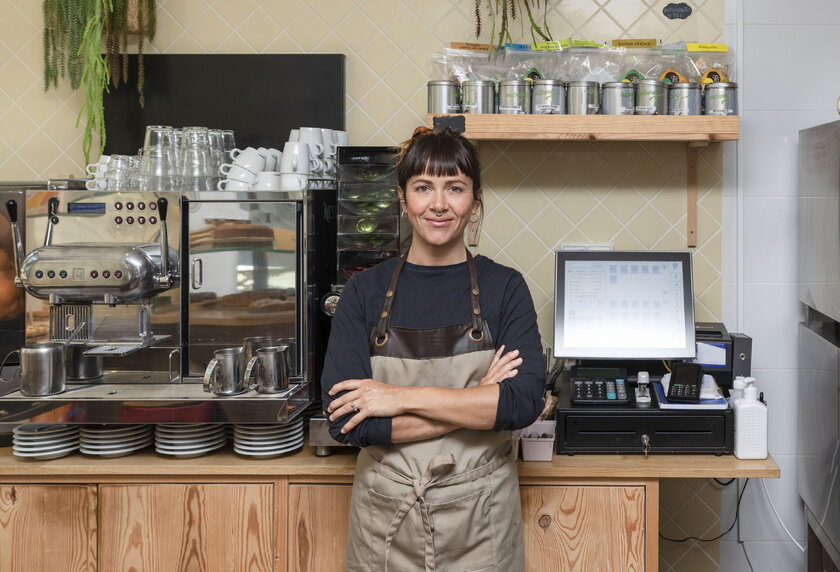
[499,80,531,114]
[567,81,600,115]
[601,82,635,115]
[427,80,461,114]
[461,80,496,114]
[703,82,738,116]
[635,79,668,115]
[531,79,566,114]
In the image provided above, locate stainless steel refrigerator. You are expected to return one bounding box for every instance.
[798,120,840,569]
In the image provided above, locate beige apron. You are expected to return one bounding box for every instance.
[346,252,524,572]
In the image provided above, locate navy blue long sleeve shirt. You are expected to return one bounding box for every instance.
[321,255,546,447]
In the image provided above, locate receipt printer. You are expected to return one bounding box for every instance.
[687,322,752,389]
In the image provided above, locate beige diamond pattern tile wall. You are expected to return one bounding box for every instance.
[0,2,726,570]
[358,0,402,28]
[478,141,722,337]
[605,0,652,28]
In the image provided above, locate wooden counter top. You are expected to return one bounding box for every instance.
[0,444,780,480]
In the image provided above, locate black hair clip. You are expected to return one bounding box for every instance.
[432,114,466,134]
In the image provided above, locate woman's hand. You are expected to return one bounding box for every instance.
[327,378,406,433]
[479,345,522,386]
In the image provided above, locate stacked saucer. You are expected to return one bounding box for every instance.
[12,424,80,460]
[154,424,228,458]
[232,418,304,458]
[80,425,154,458]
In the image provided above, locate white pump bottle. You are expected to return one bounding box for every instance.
[733,382,768,459]
[730,375,749,405]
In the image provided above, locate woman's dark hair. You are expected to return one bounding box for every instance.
[396,127,482,198]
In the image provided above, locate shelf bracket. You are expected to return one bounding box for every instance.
[686,141,707,248]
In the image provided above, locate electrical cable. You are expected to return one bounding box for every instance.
[712,478,753,570]
[741,540,754,572]
[759,478,805,552]
[661,359,672,373]
[660,479,749,543]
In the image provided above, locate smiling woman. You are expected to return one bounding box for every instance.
[398,127,483,265]
[321,127,546,571]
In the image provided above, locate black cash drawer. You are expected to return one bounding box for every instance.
[553,374,734,455]
[557,411,734,454]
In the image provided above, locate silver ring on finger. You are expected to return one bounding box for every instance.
[351,401,358,412]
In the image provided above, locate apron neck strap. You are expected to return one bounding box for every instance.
[373,249,484,344]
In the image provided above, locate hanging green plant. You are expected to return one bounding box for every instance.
[104,0,156,105]
[43,0,157,164]
[77,0,108,168]
[473,0,553,51]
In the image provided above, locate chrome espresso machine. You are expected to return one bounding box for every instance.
[0,187,337,425]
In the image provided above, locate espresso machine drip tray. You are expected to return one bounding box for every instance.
[83,335,170,356]
[0,380,311,425]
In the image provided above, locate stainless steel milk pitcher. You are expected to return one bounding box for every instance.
[244,345,290,394]
[203,347,247,395]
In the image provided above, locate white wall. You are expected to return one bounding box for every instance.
[722,0,840,569]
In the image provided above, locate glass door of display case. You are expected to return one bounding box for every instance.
[183,196,301,379]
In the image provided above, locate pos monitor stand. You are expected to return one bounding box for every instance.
[553,250,696,361]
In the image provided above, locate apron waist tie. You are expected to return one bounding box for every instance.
[369,444,511,572]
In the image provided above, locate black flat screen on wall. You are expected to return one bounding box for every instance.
[103,54,345,154]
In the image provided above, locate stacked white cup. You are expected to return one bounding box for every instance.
[279,142,312,191]
[216,127,348,191]
[85,155,111,190]
[298,127,325,178]
[218,147,267,190]
[283,127,348,185]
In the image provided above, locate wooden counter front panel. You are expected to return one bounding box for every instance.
[98,484,274,572]
[520,485,646,572]
[0,485,96,572]
[288,482,647,572]
[288,484,353,572]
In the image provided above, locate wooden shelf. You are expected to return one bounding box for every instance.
[428,113,740,142]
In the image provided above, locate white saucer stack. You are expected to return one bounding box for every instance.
[154,424,228,458]
[80,425,154,458]
[12,424,80,460]
[232,418,305,458]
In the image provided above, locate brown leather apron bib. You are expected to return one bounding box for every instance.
[345,252,524,572]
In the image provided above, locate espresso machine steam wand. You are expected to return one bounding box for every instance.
[156,197,172,289]
[5,199,23,288]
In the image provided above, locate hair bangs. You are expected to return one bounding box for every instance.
[397,129,481,191]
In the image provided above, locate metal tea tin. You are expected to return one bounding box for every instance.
[600,82,635,115]
[531,79,566,114]
[462,80,496,114]
[567,81,600,115]
[703,82,738,116]
[427,80,461,114]
[498,80,531,114]
[668,82,701,115]
[635,79,668,115]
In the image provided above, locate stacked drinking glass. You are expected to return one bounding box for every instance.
[138,125,235,191]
